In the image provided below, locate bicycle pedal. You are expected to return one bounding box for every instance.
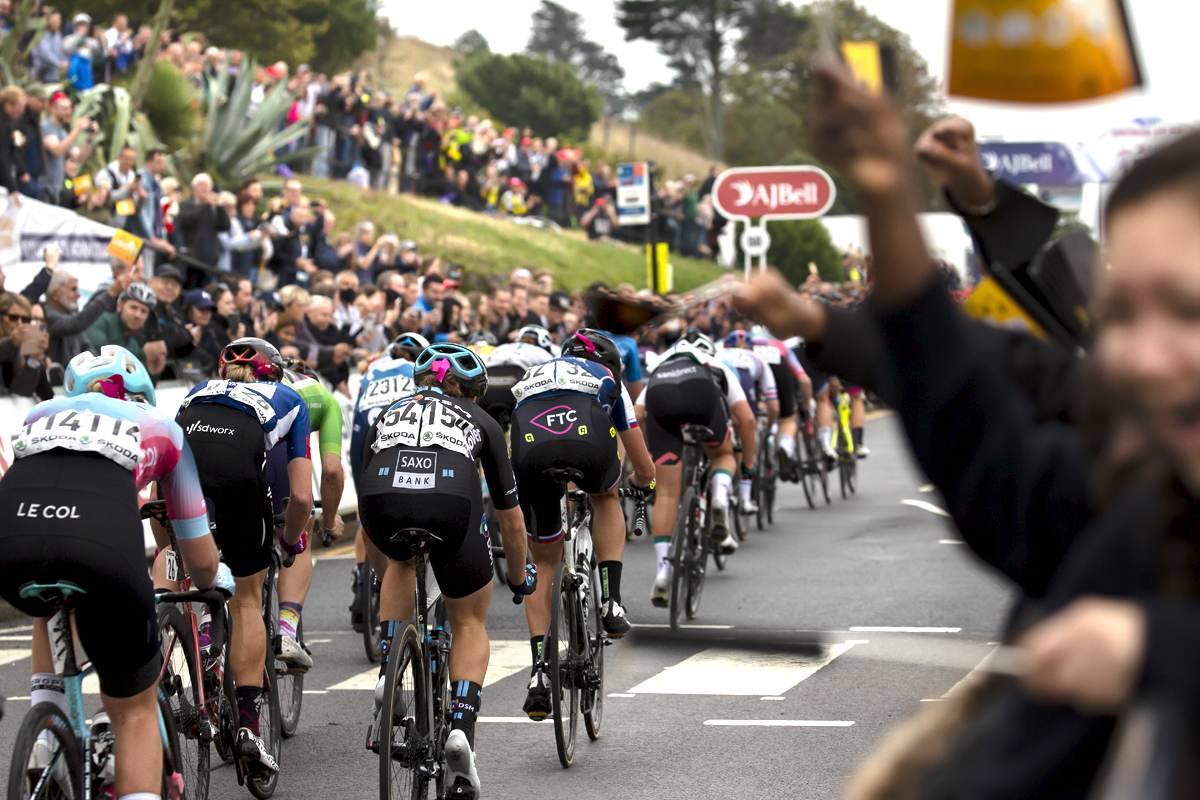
[365,724,378,753]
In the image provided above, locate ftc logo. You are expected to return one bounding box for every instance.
[530,405,578,435]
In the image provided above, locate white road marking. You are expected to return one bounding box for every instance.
[303,690,329,695]
[0,649,30,666]
[846,639,870,644]
[632,623,734,629]
[939,539,965,545]
[849,627,961,633]
[306,638,332,644]
[0,635,32,641]
[327,640,530,691]
[704,720,854,727]
[901,499,950,517]
[313,553,357,562]
[607,693,636,698]
[920,699,945,703]
[627,643,853,696]
[478,716,546,724]
[7,696,30,700]
[0,625,33,634]
[760,696,785,701]
[943,647,1006,698]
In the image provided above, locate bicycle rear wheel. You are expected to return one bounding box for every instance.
[279,616,304,738]
[668,486,696,630]
[686,494,708,620]
[549,561,579,767]
[363,561,383,663]
[731,491,746,546]
[7,702,83,800]
[583,556,604,741]
[379,623,429,800]
[249,581,283,799]
[215,610,238,765]
[160,691,187,800]
[158,604,210,800]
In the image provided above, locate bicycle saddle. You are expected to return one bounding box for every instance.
[681,425,716,442]
[19,580,86,603]
[390,527,443,546]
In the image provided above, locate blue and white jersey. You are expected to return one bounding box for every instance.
[717,346,777,405]
[511,356,637,432]
[355,356,416,417]
[486,342,554,370]
[179,379,310,461]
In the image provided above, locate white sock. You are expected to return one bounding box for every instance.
[711,471,732,507]
[778,434,795,457]
[654,541,670,572]
[739,479,753,503]
[118,794,162,800]
[819,427,833,449]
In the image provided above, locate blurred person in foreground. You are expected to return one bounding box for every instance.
[737,59,1200,800]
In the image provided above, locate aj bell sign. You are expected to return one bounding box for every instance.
[711,166,837,221]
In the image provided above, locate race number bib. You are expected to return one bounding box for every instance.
[184,381,277,426]
[754,344,782,365]
[512,361,603,402]
[12,410,142,471]
[359,374,416,411]
[373,396,482,460]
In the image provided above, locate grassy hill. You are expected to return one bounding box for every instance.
[303,177,723,292]
[588,121,723,181]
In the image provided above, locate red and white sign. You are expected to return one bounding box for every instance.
[711,166,837,221]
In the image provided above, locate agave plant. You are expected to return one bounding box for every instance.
[196,57,318,186]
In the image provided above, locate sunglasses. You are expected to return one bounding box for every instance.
[4,313,31,324]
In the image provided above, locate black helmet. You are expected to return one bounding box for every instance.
[560,328,622,382]
[281,356,317,380]
[389,332,430,361]
[465,329,498,347]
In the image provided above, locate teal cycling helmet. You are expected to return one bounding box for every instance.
[64,345,156,406]
[389,332,430,361]
[413,343,488,399]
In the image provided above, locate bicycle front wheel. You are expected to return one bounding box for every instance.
[582,556,604,741]
[160,690,187,800]
[380,623,429,800]
[249,610,283,798]
[158,603,210,800]
[549,561,579,767]
[7,702,83,800]
[279,616,304,738]
[686,494,708,620]
[363,560,383,663]
[668,486,697,630]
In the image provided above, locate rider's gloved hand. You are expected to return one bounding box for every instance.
[740,463,757,479]
[629,477,656,501]
[213,563,236,597]
[508,562,537,599]
[281,529,308,556]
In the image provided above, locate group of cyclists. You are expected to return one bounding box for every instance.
[0,297,871,799]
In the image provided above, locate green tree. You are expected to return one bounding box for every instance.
[304,0,376,73]
[528,1,625,111]
[777,152,857,215]
[765,219,842,285]
[453,29,490,54]
[456,52,602,139]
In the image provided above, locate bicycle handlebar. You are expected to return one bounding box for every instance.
[490,545,533,605]
[156,588,229,652]
[618,487,651,537]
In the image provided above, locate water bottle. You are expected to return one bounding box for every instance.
[91,711,115,786]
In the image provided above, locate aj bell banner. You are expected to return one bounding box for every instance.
[0,192,117,299]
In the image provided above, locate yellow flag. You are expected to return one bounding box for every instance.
[115,199,136,216]
[72,174,93,196]
[962,277,1045,339]
[948,0,1141,103]
[841,41,883,96]
[106,229,143,265]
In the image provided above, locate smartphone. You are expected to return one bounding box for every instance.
[32,320,45,333]
[227,311,241,330]
[364,312,377,328]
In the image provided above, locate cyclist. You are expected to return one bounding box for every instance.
[635,331,756,604]
[348,333,424,628]
[480,324,555,429]
[176,337,313,779]
[464,329,498,360]
[510,329,655,719]
[0,345,231,800]
[359,342,535,800]
[791,337,839,462]
[599,328,645,400]
[750,326,813,479]
[265,357,346,671]
[718,329,778,514]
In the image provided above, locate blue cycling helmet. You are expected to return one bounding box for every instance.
[389,332,430,361]
[413,343,489,399]
[64,345,156,406]
[724,330,751,349]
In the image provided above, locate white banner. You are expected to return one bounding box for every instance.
[0,191,118,301]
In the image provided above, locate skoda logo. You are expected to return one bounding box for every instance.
[13,439,24,450]
[80,435,92,445]
[423,431,433,441]
[558,377,566,384]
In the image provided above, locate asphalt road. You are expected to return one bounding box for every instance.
[0,414,1014,799]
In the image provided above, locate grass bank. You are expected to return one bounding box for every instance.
[303,177,724,292]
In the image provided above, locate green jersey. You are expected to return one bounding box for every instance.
[283,370,344,457]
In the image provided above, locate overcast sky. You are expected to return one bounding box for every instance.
[385,0,1200,143]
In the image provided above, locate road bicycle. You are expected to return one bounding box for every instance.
[796,405,830,509]
[361,558,383,663]
[7,580,185,800]
[831,391,858,498]
[753,415,776,528]
[533,468,649,768]
[669,424,716,629]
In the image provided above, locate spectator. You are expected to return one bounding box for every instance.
[511,283,537,328]
[333,270,361,335]
[412,272,443,313]
[297,295,351,393]
[68,44,93,91]
[510,268,532,288]
[680,174,700,257]
[527,289,549,328]
[499,177,530,216]
[0,293,51,399]
[581,197,619,240]
[271,313,300,359]
[40,94,94,202]
[268,198,316,287]
[205,281,245,348]
[485,285,516,342]
[547,291,570,341]
[228,276,254,317]
[699,165,718,199]
[93,145,139,228]
[215,190,261,274]
[31,12,66,84]
[85,282,160,370]
[0,86,26,197]
[144,265,195,369]
[312,209,342,271]
[278,284,311,325]
[45,262,139,379]
[533,270,553,294]
[352,220,381,284]
[179,288,219,374]
[15,85,47,199]
[174,172,230,285]
[128,148,176,274]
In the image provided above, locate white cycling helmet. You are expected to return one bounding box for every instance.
[515,325,553,352]
[680,327,716,356]
[65,345,156,405]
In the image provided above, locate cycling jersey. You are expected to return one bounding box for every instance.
[285,369,344,457]
[358,387,517,598]
[717,346,778,406]
[512,356,637,431]
[638,348,747,409]
[637,352,745,465]
[10,394,209,539]
[486,342,553,370]
[753,335,804,419]
[350,356,416,490]
[601,331,643,384]
[179,379,310,461]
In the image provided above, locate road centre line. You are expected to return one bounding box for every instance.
[901,499,950,517]
[627,643,854,696]
[939,539,965,545]
[704,720,855,727]
[632,623,734,629]
[849,627,962,633]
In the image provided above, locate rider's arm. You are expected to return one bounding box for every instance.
[283,456,314,546]
[757,358,780,427]
[158,438,219,590]
[476,410,527,564]
[613,384,654,485]
[731,399,757,470]
[317,391,345,530]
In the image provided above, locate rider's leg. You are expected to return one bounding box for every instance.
[278,518,313,640]
[707,435,737,547]
[651,463,682,568]
[592,485,625,604]
[445,580,493,748]
[29,618,66,731]
[229,569,267,731]
[523,537,565,644]
[816,386,835,457]
[850,390,868,455]
[103,684,161,797]
[364,529,388,579]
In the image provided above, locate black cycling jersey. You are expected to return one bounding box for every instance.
[793,343,831,396]
[0,451,160,697]
[479,363,524,428]
[358,387,517,598]
[643,355,731,465]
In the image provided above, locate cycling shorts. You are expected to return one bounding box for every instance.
[177,402,274,578]
[479,364,524,429]
[0,451,160,698]
[643,374,729,466]
[845,384,863,397]
[509,394,621,542]
[357,447,493,599]
[769,362,797,418]
[350,406,385,492]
